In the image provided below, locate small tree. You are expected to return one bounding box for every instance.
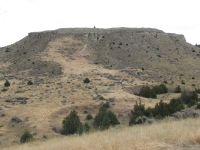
[153,85,164,94]
[27,81,33,85]
[160,84,168,93]
[61,110,82,135]
[139,86,157,98]
[4,80,10,87]
[83,78,90,83]
[86,114,93,120]
[175,85,181,93]
[20,131,33,143]
[93,106,120,130]
[77,123,83,135]
[129,101,146,125]
[102,102,109,108]
[181,90,198,106]
[169,98,184,114]
[83,122,91,133]
[196,103,200,109]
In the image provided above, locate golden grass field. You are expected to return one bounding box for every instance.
[2,117,200,150]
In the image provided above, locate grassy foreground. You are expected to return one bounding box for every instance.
[2,118,200,150]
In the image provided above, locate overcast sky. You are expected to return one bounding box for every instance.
[0,0,199,47]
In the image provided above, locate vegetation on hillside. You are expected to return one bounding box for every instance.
[4,80,10,87]
[136,84,168,99]
[130,89,199,125]
[61,110,82,135]
[20,131,33,143]
[93,106,120,130]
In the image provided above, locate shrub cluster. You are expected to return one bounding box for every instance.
[181,90,199,107]
[196,103,200,109]
[102,102,110,108]
[195,88,200,94]
[77,122,91,135]
[175,85,181,93]
[61,106,120,136]
[138,86,157,98]
[62,110,92,135]
[137,84,168,99]
[86,114,93,120]
[83,78,90,83]
[129,99,184,125]
[152,84,168,94]
[4,80,10,87]
[129,101,146,125]
[61,110,82,135]
[93,106,120,130]
[20,131,33,143]
[27,81,33,85]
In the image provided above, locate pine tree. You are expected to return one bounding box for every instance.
[61,110,82,135]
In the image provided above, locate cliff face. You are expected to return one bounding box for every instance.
[0,27,199,82]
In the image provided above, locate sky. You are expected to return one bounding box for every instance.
[0,0,199,47]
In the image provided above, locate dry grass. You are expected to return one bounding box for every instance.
[1,32,200,149]
[2,118,200,150]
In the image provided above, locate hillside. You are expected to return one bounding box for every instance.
[0,27,200,148]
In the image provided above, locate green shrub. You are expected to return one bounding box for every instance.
[139,84,168,98]
[168,98,185,114]
[20,131,33,143]
[153,85,164,94]
[175,85,181,93]
[195,88,200,94]
[196,103,200,109]
[86,114,93,120]
[159,84,168,93]
[83,78,90,83]
[27,81,33,85]
[153,100,170,118]
[1,88,8,92]
[4,80,10,87]
[153,99,184,118]
[129,98,185,125]
[138,86,157,98]
[77,123,83,135]
[93,107,120,130]
[61,110,82,135]
[129,101,146,125]
[102,102,109,108]
[181,90,198,106]
[144,107,154,117]
[188,100,197,108]
[83,122,91,133]
[5,48,11,52]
